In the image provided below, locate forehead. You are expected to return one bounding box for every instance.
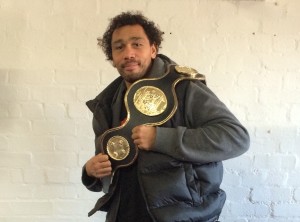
[111,24,149,43]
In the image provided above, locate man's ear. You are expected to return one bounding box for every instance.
[151,44,158,59]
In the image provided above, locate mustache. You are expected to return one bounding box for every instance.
[121,59,139,68]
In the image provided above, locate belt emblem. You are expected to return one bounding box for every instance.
[134,86,167,116]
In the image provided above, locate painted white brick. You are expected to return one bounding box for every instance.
[8,69,54,85]
[0,218,78,222]
[78,50,106,69]
[0,152,31,168]
[248,220,298,222]
[77,136,95,151]
[43,13,75,35]
[252,187,292,203]
[0,184,32,199]
[46,168,69,183]
[281,89,300,104]
[68,103,89,119]
[30,48,78,69]
[53,200,90,216]
[68,167,82,184]
[224,154,253,171]
[260,53,289,71]
[44,103,67,119]
[31,86,77,103]
[100,66,119,85]
[222,185,250,202]
[240,169,268,187]
[76,119,94,137]
[246,104,274,122]
[0,69,8,83]
[20,102,44,119]
[0,86,30,101]
[32,120,76,135]
[231,202,270,217]
[273,36,297,53]
[253,154,282,169]
[295,188,300,202]
[55,70,100,85]
[290,105,300,122]
[77,86,103,102]
[264,170,288,186]
[281,155,297,170]
[287,0,300,17]
[0,202,12,217]
[273,203,300,217]
[24,168,46,184]
[220,218,247,222]
[223,171,242,186]
[0,168,10,182]
[283,71,300,90]
[52,0,97,16]
[33,184,77,200]
[287,171,300,186]
[259,88,287,106]
[0,0,52,13]
[279,137,300,153]
[54,136,80,152]
[7,103,22,118]
[0,135,8,151]
[216,13,260,35]
[11,201,53,216]
[10,168,24,183]
[8,135,54,152]
[282,52,300,72]
[249,34,273,53]
[0,103,8,118]
[32,152,77,168]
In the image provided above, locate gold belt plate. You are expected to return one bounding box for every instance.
[106,136,130,160]
[133,86,167,116]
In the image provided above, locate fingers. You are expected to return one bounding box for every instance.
[132,125,156,150]
[86,153,112,178]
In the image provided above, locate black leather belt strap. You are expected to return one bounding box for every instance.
[96,64,206,172]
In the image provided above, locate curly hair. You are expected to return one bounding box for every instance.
[98,11,164,61]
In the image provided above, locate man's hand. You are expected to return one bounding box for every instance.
[132,125,156,151]
[85,153,112,178]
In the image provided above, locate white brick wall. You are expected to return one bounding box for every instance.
[0,0,299,221]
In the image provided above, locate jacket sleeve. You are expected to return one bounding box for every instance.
[152,80,250,164]
[81,164,103,192]
[81,117,105,192]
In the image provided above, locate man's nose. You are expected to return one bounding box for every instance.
[123,46,135,59]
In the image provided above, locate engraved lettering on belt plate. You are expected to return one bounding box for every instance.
[133,86,167,116]
[106,136,130,160]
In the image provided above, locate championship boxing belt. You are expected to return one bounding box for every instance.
[96,64,206,173]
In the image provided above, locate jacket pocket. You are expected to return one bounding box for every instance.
[184,163,202,206]
[138,152,202,209]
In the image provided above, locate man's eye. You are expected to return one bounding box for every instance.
[133,43,142,47]
[114,45,123,50]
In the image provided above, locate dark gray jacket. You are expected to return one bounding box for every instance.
[82,54,250,222]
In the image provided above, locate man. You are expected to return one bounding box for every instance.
[82,11,250,222]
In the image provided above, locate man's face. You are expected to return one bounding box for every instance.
[111,24,157,86]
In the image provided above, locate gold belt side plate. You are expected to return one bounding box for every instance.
[106,136,130,160]
[133,86,167,116]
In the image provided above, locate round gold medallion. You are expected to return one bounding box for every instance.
[106,136,130,160]
[133,86,167,116]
